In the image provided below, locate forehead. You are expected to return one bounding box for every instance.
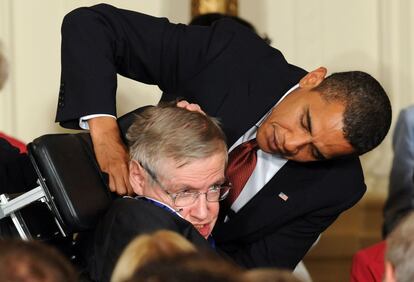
[160,153,226,189]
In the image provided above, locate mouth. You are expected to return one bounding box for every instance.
[193,223,211,238]
[269,125,281,152]
[269,125,290,157]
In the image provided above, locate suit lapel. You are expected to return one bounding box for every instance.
[213,161,317,242]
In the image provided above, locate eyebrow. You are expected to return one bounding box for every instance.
[173,177,227,193]
[305,107,327,161]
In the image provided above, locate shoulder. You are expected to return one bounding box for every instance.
[107,198,180,226]
[290,156,366,207]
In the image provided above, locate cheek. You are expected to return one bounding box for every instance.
[180,209,191,221]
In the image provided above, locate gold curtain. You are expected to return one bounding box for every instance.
[191,0,238,17]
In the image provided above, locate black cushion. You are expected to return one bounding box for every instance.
[26,106,151,234]
[28,133,112,234]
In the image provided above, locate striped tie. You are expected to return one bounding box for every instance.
[225,139,259,206]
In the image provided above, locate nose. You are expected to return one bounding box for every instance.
[283,131,312,155]
[190,194,209,220]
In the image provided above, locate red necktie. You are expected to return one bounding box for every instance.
[225,139,259,206]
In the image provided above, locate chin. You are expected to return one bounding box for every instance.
[256,137,267,151]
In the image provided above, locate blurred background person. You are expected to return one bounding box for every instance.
[384,211,414,282]
[0,239,77,282]
[243,268,302,282]
[111,230,197,282]
[383,105,414,237]
[126,250,244,282]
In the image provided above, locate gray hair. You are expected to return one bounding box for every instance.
[386,211,414,282]
[126,104,227,177]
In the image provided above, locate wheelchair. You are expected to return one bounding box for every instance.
[0,108,140,255]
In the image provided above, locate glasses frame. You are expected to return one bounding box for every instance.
[139,161,232,207]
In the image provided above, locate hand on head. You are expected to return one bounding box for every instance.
[176,100,206,115]
[86,102,209,196]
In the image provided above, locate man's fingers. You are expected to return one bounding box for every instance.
[187,103,206,115]
[176,100,206,115]
[108,175,116,192]
[120,162,133,195]
[112,174,128,195]
[176,100,190,108]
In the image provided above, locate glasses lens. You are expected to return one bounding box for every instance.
[206,189,221,202]
[206,186,232,202]
[174,192,196,207]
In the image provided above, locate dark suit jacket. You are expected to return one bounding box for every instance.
[56,4,366,270]
[87,198,211,282]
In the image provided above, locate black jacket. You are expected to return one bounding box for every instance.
[56,4,366,270]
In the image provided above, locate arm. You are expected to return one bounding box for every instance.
[57,3,232,126]
[56,4,234,193]
[88,117,132,195]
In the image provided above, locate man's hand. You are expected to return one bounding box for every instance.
[176,100,206,115]
[89,117,133,195]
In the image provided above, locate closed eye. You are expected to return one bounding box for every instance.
[305,106,326,161]
[301,111,308,131]
[311,146,326,161]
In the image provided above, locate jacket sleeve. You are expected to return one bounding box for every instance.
[56,4,235,128]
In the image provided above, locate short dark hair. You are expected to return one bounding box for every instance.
[314,71,392,155]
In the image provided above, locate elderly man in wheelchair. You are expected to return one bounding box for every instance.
[0,104,229,282]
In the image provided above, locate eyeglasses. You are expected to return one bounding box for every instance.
[140,162,232,207]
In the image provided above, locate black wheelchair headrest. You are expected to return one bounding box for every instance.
[28,133,112,234]
[26,107,150,234]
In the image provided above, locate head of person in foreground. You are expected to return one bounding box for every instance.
[0,239,77,282]
[111,230,197,282]
[127,104,229,239]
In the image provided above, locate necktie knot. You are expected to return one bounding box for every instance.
[243,139,258,151]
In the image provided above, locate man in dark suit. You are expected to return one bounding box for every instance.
[55,4,392,270]
[86,105,229,282]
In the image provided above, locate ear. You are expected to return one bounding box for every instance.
[384,260,397,282]
[129,160,146,195]
[299,67,327,89]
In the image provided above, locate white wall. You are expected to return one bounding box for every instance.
[0,0,190,140]
[1,0,413,193]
